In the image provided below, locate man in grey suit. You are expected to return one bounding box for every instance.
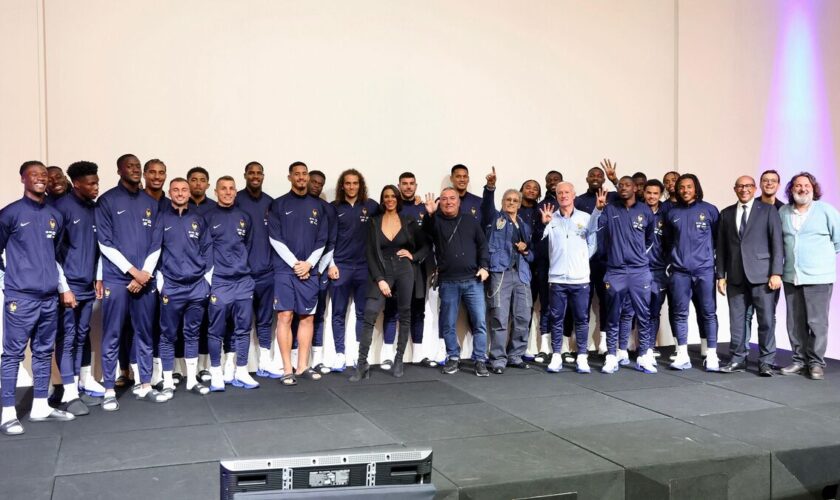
[715,175,784,376]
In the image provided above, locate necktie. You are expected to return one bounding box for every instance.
[739,204,747,239]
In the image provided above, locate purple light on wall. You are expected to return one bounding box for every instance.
[759,0,839,358]
[760,0,836,200]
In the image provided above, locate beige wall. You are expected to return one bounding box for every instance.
[2,0,839,369]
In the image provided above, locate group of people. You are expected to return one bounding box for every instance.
[1,156,838,437]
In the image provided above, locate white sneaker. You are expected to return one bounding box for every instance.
[636,353,658,374]
[81,372,107,396]
[601,354,619,374]
[332,353,347,373]
[151,357,163,387]
[704,350,720,372]
[617,349,630,366]
[597,335,607,355]
[670,350,692,370]
[547,353,563,373]
[209,366,225,392]
[233,367,260,389]
[576,354,591,374]
[223,353,235,384]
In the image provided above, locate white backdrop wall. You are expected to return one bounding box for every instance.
[1,0,839,380]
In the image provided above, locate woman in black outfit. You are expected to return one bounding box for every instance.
[350,185,428,381]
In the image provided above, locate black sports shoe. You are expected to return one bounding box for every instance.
[441,358,459,375]
[474,362,490,377]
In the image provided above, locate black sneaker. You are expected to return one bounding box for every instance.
[474,362,490,377]
[441,358,459,375]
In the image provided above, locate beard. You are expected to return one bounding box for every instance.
[793,191,813,205]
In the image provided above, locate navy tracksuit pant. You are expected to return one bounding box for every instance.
[604,269,653,355]
[101,282,158,388]
[1,298,58,407]
[160,280,209,371]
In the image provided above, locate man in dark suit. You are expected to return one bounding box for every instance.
[715,175,784,376]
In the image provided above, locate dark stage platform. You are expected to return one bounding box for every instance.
[4,345,840,499]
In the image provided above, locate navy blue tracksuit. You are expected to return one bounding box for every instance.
[533,193,558,335]
[236,189,274,350]
[205,205,254,367]
[0,196,66,407]
[291,196,337,351]
[155,205,212,371]
[330,199,379,353]
[576,190,619,338]
[596,200,655,355]
[664,200,720,347]
[96,184,161,388]
[269,191,328,315]
[648,205,671,344]
[54,192,99,385]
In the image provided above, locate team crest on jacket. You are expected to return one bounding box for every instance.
[695,212,709,230]
[45,218,57,238]
[104,288,111,298]
[142,208,153,227]
[7,302,17,313]
[162,295,169,305]
[496,217,506,230]
[604,282,611,290]
[237,218,247,237]
[210,295,217,304]
[188,220,200,239]
[471,207,477,217]
[309,209,319,225]
[632,214,645,230]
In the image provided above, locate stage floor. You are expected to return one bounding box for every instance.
[4,345,840,499]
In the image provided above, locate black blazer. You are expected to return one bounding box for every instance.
[365,213,429,299]
[715,200,784,285]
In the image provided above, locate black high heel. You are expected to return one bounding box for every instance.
[349,362,370,382]
[392,359,405,378]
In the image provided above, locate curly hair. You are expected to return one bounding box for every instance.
[335,168,368,204]
[784,171,822,202]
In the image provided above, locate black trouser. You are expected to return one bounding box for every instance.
[358,256,415,364]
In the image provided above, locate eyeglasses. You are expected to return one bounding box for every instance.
[734,184,755,190]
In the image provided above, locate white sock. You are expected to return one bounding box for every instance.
[700,338,708,356]
[198,353,209,371]
[130,363,140,383]
[185,358,198,389]
[62,383,79,403]
[104,389,116,398]
[151,357,163,385]
[30,398,52,419]
[677,344,688,356]
[79,365,92,385]
[163,371,174,390]
[540,333,551,353]
[259,347,271,369]
[135,385,151,397]
[561,336,570,353]
[1,406,18,424]
[312,346,323,367]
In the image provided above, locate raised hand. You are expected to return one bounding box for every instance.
[539,204,555,224]
[485,166,497,189]
[424,193,439,215]
[600,158,618,182]
[595,188,608,210]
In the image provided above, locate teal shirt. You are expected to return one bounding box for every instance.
[779,200,840,285]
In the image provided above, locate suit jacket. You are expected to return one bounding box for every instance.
[715,200,784,285]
